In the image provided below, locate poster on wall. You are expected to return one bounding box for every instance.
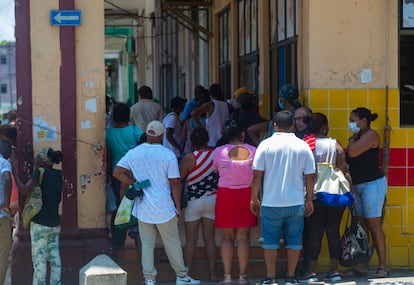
[34,117,57,142]
[403,0,414,28]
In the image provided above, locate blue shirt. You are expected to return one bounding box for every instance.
[0,155,11,218]
[180,99,199,121]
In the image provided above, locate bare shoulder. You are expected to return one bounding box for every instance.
[362,128,380,147]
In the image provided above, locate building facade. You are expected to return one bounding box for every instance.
[208,0,413,271]
[12,0,414,284]
[0,42,16,116]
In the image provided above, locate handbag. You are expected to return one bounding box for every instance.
[22,167,45,229]
[315,138,354,207]
[114,193,138,230]
[340,208,371,267]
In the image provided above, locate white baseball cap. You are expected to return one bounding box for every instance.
[146,120,164,137]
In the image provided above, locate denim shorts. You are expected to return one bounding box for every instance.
[260,205,304,250]
[354,176,387,219]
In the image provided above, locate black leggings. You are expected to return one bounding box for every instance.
[305,200,345,261]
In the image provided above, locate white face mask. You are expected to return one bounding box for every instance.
[348,122,360,134]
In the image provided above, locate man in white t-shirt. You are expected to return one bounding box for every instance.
[163,97,187,159]
[113,121,200,285]
[250,111,315,285]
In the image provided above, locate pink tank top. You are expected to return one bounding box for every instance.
[213,143,256,189]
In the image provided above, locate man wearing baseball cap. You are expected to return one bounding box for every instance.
[113,120,200,285]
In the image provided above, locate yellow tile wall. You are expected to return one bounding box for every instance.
[368,89,387,109]
[409,247,414,267]
[408,130,414,148]
[386,207,402,229]
[309,89,329,109]
[407,189,414,205]
[406,208,414,229]
[389,247,409,267]
[390,128,407,148]
[309,88,414,269]
[329,89,348,108]
[386,187,406,206]
[349,89,368,109]
[389,227,409,246]
[308,88,407,149]
[327,110,349,129]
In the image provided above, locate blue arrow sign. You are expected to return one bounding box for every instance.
[50,10,81,26]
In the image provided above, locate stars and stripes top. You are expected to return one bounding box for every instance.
[303,133,316,151]
[186,149,218,201]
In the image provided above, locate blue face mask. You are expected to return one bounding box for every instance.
[278,98,285,110]
[348,122,360,134]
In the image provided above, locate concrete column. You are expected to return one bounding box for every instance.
[13,0,112,284]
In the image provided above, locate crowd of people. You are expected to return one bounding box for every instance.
[106,83,389,285]
[0,82,389,285]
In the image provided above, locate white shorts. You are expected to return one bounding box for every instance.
[184,194,216,222]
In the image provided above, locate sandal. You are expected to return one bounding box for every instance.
[373,268,390,278]
[238,276,249,285]
[220,274,232,285]
[342,268,367,278]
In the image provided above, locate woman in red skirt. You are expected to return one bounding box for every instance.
[213,119,258,285]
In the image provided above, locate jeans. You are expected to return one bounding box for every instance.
[261,205,304,250]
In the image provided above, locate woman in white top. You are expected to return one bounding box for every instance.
[301,113,353,283]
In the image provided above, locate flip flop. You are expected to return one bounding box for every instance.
[373,268,390,278]
[342,268,367,278]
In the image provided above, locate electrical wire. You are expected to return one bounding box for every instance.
[18,117,103,148]
[104,0,208,39]
[104,0,167,20]
[104,0,208,20]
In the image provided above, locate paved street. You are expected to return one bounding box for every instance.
[4,224,414,285]
[144,270,414,285]
[4,266,414,285]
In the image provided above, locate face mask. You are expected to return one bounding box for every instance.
[348,122,360,134]
[278,98,285,110]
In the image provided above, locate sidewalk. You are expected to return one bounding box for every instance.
[141,269,414,285]
[4,268,414,285]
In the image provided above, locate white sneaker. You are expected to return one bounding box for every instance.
[145,279,156,285]
[176,276,201,285]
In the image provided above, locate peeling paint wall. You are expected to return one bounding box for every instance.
[302,0,398,89]
[31,0,61,153]
[76,0,106,228]
[29,0,106,229]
